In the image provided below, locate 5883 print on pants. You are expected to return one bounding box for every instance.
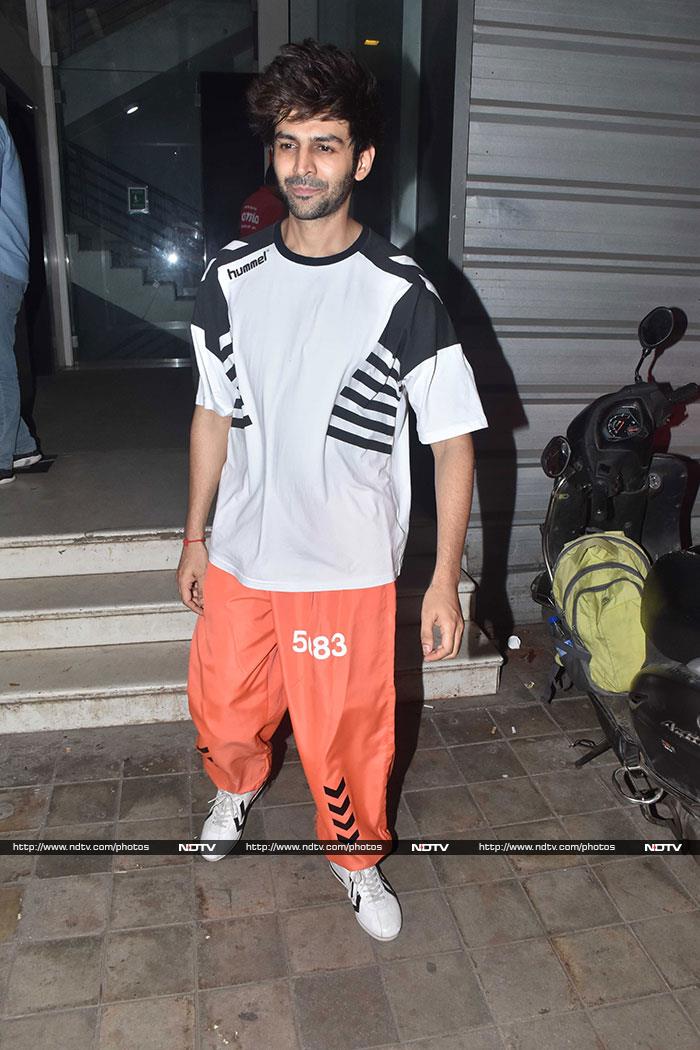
[187,562,397,871]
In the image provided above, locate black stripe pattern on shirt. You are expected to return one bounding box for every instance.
[193,233,275,368]
[224,359,252,429]
[193,240,272,430]
[212,232,276,429]
[379,277,458,379]
[358,235,460,378]
[326,343,401,455]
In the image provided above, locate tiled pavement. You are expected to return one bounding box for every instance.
[0,624,699,1049]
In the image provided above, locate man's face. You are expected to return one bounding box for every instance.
[271,114,374,221]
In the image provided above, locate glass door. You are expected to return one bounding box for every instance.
[49,0,257,364]
[289,0,421,250]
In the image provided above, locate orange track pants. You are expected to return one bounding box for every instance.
[187,562,397,871]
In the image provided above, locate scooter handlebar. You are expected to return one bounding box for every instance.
[668,382,699,406]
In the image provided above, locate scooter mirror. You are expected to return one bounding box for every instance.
[541,436,571,478]
[638,306,674,352]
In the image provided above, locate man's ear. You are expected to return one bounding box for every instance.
[353,144,376,183]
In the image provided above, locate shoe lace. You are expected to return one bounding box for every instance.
[352,865,386,904]
[206,791,244,829]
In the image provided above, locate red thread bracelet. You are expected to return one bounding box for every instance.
[183,537,206,546]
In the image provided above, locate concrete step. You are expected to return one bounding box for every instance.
[0,570,192,650]
[0,516,439,580]
[0,623,502,733]
[0,558,475,650]
[396,622,502,702]
[0,640,188,733]
[0,529,184,580]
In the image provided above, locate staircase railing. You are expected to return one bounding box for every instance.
[65,140,204,294]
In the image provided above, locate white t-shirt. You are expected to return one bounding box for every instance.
[192,221,488,591]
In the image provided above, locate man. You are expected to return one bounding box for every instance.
[239,162,287,236]
[0,116,42,486]
[178,39,487,942]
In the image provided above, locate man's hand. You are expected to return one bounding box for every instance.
[177,543,209,615]
[178,404,230,615]
[420,581,464,661]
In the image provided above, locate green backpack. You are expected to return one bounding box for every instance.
[550,531,651,695]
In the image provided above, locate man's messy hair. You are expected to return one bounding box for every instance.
[246,38,384,163]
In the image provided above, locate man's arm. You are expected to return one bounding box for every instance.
[421,433,476,661]
[176,405,231,614]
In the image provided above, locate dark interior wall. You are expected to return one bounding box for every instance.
[65,72,204,213]
[294,1,404,241]
[62,32,255,213]
[200,72,262,261]
[350,1,403,241]
[414,0,458,284]
[286,2,407,241]
[0,7,38,105]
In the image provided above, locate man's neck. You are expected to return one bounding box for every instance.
[280,212,363,258]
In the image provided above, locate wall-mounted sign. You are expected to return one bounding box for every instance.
[128,186,149,214]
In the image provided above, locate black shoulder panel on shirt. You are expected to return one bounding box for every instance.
[192,261,231,364]
[377,281,419,359]
[378,280,458,379]
[212,223,277,269]
[359,229,424,287]
[192,226,277,365]
[360,231,458,376]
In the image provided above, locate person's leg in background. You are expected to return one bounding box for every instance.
[187,562,288,796]
[272,580,398,872]
[0,272,38,482]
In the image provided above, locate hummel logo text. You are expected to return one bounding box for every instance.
[228,250,268,279]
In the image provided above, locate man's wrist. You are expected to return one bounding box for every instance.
[430,569,461,589]
[184,523,207,538]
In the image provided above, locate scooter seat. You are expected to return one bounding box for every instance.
[641,548,700,665]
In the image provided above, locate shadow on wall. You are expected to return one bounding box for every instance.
[390,9,529,654]
[648,308,699,548]
[410,240,529,653]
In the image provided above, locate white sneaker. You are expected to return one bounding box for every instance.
[329,860,402,941]
[13,451,42,470]
[199,782,265,861]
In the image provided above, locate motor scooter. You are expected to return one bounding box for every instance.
[531,306,700,850]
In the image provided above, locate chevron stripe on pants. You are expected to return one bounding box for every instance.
[187,561,397,871]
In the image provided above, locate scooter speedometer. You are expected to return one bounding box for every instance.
[604,404,646,441]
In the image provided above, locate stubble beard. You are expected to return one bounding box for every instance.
[276,166,356,221]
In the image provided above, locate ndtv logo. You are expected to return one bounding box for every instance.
[411,843,450,853]
[644,843,683,853]
[178,843,217,854]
